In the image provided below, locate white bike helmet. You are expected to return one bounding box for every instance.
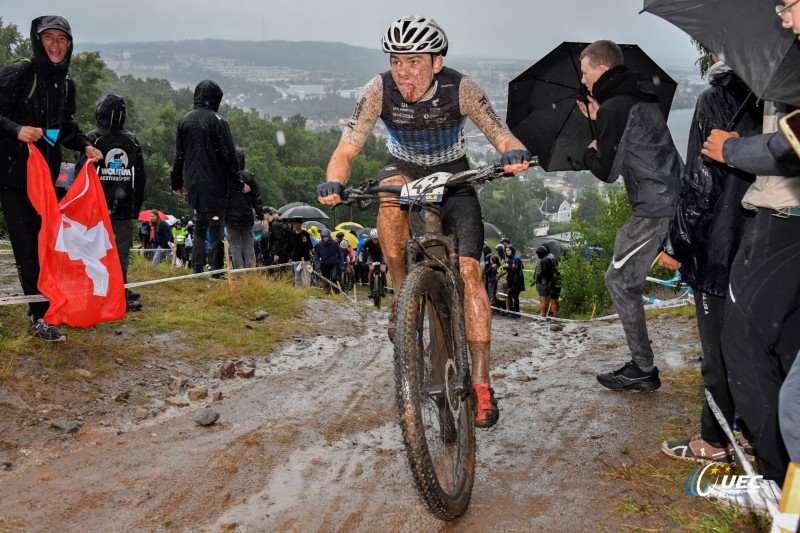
[382,15,448,56]
[370,228,378,239]
[340,239,350,249]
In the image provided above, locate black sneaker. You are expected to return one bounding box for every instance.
[126,299,142,312]
[29,317,67,342]
[596,361,660,392]
[125,289,141,301]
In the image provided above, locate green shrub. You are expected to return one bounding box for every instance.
[559,183,631,316]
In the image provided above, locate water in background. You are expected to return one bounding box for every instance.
[667,107,694,162]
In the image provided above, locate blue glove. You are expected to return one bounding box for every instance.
[316,182,345,199]
[501,149,532,166]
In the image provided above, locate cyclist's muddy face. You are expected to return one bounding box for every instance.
[389,53,443,103]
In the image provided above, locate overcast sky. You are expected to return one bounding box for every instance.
[4,0,700,69]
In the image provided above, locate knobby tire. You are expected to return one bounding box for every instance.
[394,266,476,521]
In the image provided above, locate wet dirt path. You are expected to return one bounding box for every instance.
[0,298,703,532]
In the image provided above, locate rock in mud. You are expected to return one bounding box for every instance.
[50,420,81,433]
[253,311,269,320]
[195,410,220,426]
[165,398,190,408]
[212,391,224,401]
[549,324,564,332]
[188,387,208,401]
[236,366,255,378]
[219,362,236,379]
[169,378,188,391]
[133,408,148,420]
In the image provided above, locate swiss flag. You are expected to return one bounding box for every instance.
[27,144,126,327]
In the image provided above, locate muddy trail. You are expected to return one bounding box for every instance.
[0,295,735,532]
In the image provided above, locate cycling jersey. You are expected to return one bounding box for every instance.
[342,67,514,167]
[361,238,386,264]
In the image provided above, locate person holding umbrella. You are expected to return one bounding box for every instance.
[695,11,800,502]
[316,15,532,428]
[576,40,682,392]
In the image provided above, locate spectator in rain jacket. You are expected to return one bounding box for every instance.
[76,93,146,309]
[503,245,524,317]
[657,59,762,466]
[225,147,264,269]
[0,16,102,341]
[313,229,344,285]
[287,218,314,287]
[262,207,290,265]
[578,39,681,392]
[149,210,173,266]
[170,79,249,278]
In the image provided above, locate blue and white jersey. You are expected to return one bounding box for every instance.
[380,67,467,167]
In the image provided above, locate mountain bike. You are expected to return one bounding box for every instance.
[369,262,386,308]
[337,162,526,520]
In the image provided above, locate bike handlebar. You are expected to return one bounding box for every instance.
[336,158,538,206]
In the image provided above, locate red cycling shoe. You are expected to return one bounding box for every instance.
[473,382,499,429]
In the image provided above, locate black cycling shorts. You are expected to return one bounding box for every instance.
[376,157,484,261]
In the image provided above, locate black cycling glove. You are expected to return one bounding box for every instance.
[316,182,345,199]
[501,149,532,166]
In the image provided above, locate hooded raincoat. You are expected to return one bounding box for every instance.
[0,16,90,189]
[662,67,762,296]
[0,16,91,320]
[583,65,682,218]
[225,148,264,228]
[77,94,146,220]
[170,80,243,213]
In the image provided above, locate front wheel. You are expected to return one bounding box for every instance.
[372,273,383,309]
[394,266,475,520]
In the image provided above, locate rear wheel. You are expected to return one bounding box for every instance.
[394,266,475,520]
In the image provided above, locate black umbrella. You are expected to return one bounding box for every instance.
[483,221,504,239]
[642,0,800,107]
[507,42,677,172]
[279,204,329,220]
[277,202,305,214]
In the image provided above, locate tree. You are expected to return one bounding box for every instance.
[691,37,714,79]
[69,52,106,131]
[558,183,631,316]
[0,17,30,67]
[574,186,604,225]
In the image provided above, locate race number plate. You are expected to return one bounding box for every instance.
[399,172,452,205]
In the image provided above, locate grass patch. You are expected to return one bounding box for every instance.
[0,256,311,382]
[598,361,772,533]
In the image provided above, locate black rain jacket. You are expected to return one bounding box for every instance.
[225,148,264,228]
[170,80,243,213]
[76,94,146,219]
[583,65,682,218]
[663,69,762,297]
[0,16,90,189]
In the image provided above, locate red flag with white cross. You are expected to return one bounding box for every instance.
[27,144,126,327]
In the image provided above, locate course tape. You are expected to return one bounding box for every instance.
[705,389,782,521]
[0,262,300,306]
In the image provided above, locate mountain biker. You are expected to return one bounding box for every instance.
[316,15,531,428]
[360,228,387,298]
[313,228,344,288]
[340,238,357,285]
